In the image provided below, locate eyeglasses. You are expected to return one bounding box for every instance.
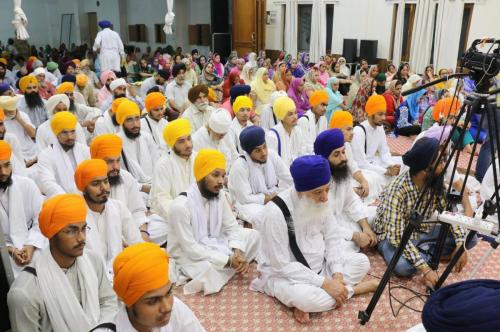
[61,225,90,237]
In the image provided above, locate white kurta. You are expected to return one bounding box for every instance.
[227,150,292,228]
[260,103,278,131]
[16,97,48,128]
[94,111,119,136]
[85,198,143,279]
[481,161,499,201]
[114,297,206,332]
[93,28,125,72]
[181,105,215,132]
[167,189,260,295]
[297,110,327,154]
[229,118,253,153]
[165,81,192,109]
[35,120,87,151]
[110,169,147,226]
[192,126,238,172]
[4,133,28,176]
[4,112,38,160]
[36,142,90,197]
[250,188,370,313]
[139,76,166,97]
[119,130,160,178]
[266,122,307,167]
[74,103,102,124]
[141,115,169,153]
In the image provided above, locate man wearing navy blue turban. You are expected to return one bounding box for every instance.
[251,154,379,324]
[93,19,125,73]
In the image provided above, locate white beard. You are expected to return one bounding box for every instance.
[291,191,332,233]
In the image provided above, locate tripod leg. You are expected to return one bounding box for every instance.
[428,224,450,270]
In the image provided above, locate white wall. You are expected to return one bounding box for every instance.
[468,1,500,45]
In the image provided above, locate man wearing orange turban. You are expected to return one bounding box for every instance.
[17,75,48,127]
[167,148,260,295]
[74,159,142,279]
[94,97,127,136]
[142,92,168,152]
[298,90,329,153]
[112,243,205,331]
[7,193,118,332]
[351,94,404,184]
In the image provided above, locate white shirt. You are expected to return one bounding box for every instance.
[181,105,215,132]
[4,112,38,160]
[141,115,169,153]
[229,118,253,153]
[260,103,277,131]
[36,120,87,151]
[110,169,148,226]
[94,111,119,136]
[93,28,125,72]
[165,80,191,109]
[139,76,166,97]
[351,120,393,174]
[297,109,327,154]
[120,130,160,178]
[266,122,307,167]
[192,126,238,172]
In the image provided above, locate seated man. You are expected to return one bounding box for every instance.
[228,126,292,229]
[167,149,260,295]
[229,96,254,153]
[193,108,238,172]
[0,106,29,175]
[74,159,143,278]
[113,242,206,332]
[373,137,476,287]
[142,92,169,153]
[351,95,403,186]
[298,90,329,153]
[7,194,117,331]
[181,85,215,132]
[94,97,126,136]
[100,78,143,113]
[165,64,191,118]
[0,141,46,277]
[37,111,90,197]
[16,75,47,128]
[314,129,377,252]
[250,155,377,324]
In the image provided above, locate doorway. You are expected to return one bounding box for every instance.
[232,0,266,56]
[87,12,98,45]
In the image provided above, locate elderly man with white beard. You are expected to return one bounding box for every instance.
[251,155,378,324]
[314,129,377,253]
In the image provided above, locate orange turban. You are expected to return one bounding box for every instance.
[0,58,7,65]
[56,82,75,94]
[76,74,88,88]
[111,97,127,114]
[19,75,38,93]
[365,95,387,116]
[72,59,81,67]
[113,242,169,307]
[144,92,166,112]
[90,134,122,159]
[0,140,12,161]
[329,110,353,129]
[28,56,38,62]
[38,194,87,239]
[74,159,108,191]
[116,100,140,125]
[0,108,4,121]
[433,97,461,122]
[194,149,226,181]
[51,111,77,135]
[309,90,329,107]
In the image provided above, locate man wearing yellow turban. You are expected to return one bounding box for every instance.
[75,73,96,107]
[17,75,48,127]
[94,97,127,136]
[229,95,254,152]
[112,243,205,331]
[266,96,308,167]
[0,140,45,277]
[37,111,91,197]
[74,159,143,279]
[167,148,260,295]
[7,193,118,332]
[352,94,403,184]
[142,92,168,152]
[298,90,329,153]
[117,99,160,180]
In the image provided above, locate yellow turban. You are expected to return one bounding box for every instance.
[163,118,191,148]
[194,149,226,181]
[111,97,127,114]
[208,88,218,103]
[273,96,296,121]
[309,90,329,107]
[0,140,12,161]
[19,75,38,93]
[90,134,122,159]
[50,111,77,135]
[80,59,90,67]
[74,159,108,191]
[113,242,169,307]
[0,107,4,121]
[0,58,7,65]
[56,82,75,94]
[144,92,166,112]
[365,95,387,117]
[116,100,140,125]
[233,95,253,113]
[76,74,88,88]
[38,194,87,239]
[329,110,353,129]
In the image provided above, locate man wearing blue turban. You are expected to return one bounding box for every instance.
[93,19,125,73]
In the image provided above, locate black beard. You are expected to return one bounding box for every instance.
[198,180,219,199]
[0,71,5,79]
[84,191,109,204]
[24,92,44,109]
[123,126,140,139]
[428,172,445,194]
[155,78,163,85]
[108,174,122,186]
[330,162,349,183]
[69,99,76,112]
[0,174,13,191]
[59,142,75,150]
[111,114,119,126]
[114,93,126,99]
[0,131,4,140]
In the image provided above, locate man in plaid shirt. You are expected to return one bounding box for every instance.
[373,137,477,287]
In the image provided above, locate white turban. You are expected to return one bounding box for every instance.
[109,78,127,92]
[269,90,288,106]
[208,109,232,134]
[33,67,45,76]
[46,94,70,117]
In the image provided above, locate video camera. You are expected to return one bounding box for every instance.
[461,39,500,92]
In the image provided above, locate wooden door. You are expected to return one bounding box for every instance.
[87,12,98,45]
[232,0,266,55]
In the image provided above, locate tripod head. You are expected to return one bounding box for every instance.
[461,39,500,93]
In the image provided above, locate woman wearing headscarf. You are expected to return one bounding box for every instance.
[222,69,243,101]
[331,61,352,96]
[241,62,255,85]
[394,63,410,85]
[224,55,237,77]
[299,52,310,69]
[394,89,424,136]
[275,67,293,92]
[199,62,223,100]
[383,80,404,127]
[212,53,224,78]
[325,77,345,122]
[272,61,287,84]
[351,66,378,123]
[346,69,368,108]
[304,67,324,97]
[182,58,198,87]
[317,61,330,87]
[287,77,310,118]
[251,67,276,113]
[337,57,351,77]
[385,64,397,81]
[289,58,305,78]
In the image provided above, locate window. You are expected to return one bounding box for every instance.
[297,4,312,53]
[155,24,166,44]
[128,24,147,43]
[401,3,416,62]
[457,3,474,62]
[326,4,334,54]
[429,3,439,65]
[389,4,398,61]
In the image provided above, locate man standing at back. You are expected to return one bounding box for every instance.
[93,20,125,73]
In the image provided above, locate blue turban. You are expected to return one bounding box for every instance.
[314,129,345,160]
[61,74,76,84]
[240,126,266,155]
[230,85,251,105]
[423,279,500,332]
[98,20,112,29]
[290,155,331,192]
[402,137,439,172]
[0,83,11,96]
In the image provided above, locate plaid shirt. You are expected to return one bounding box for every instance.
[373,171,466,269]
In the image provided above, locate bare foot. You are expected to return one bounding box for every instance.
[353,279,380,295]
[293,308,311,324]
